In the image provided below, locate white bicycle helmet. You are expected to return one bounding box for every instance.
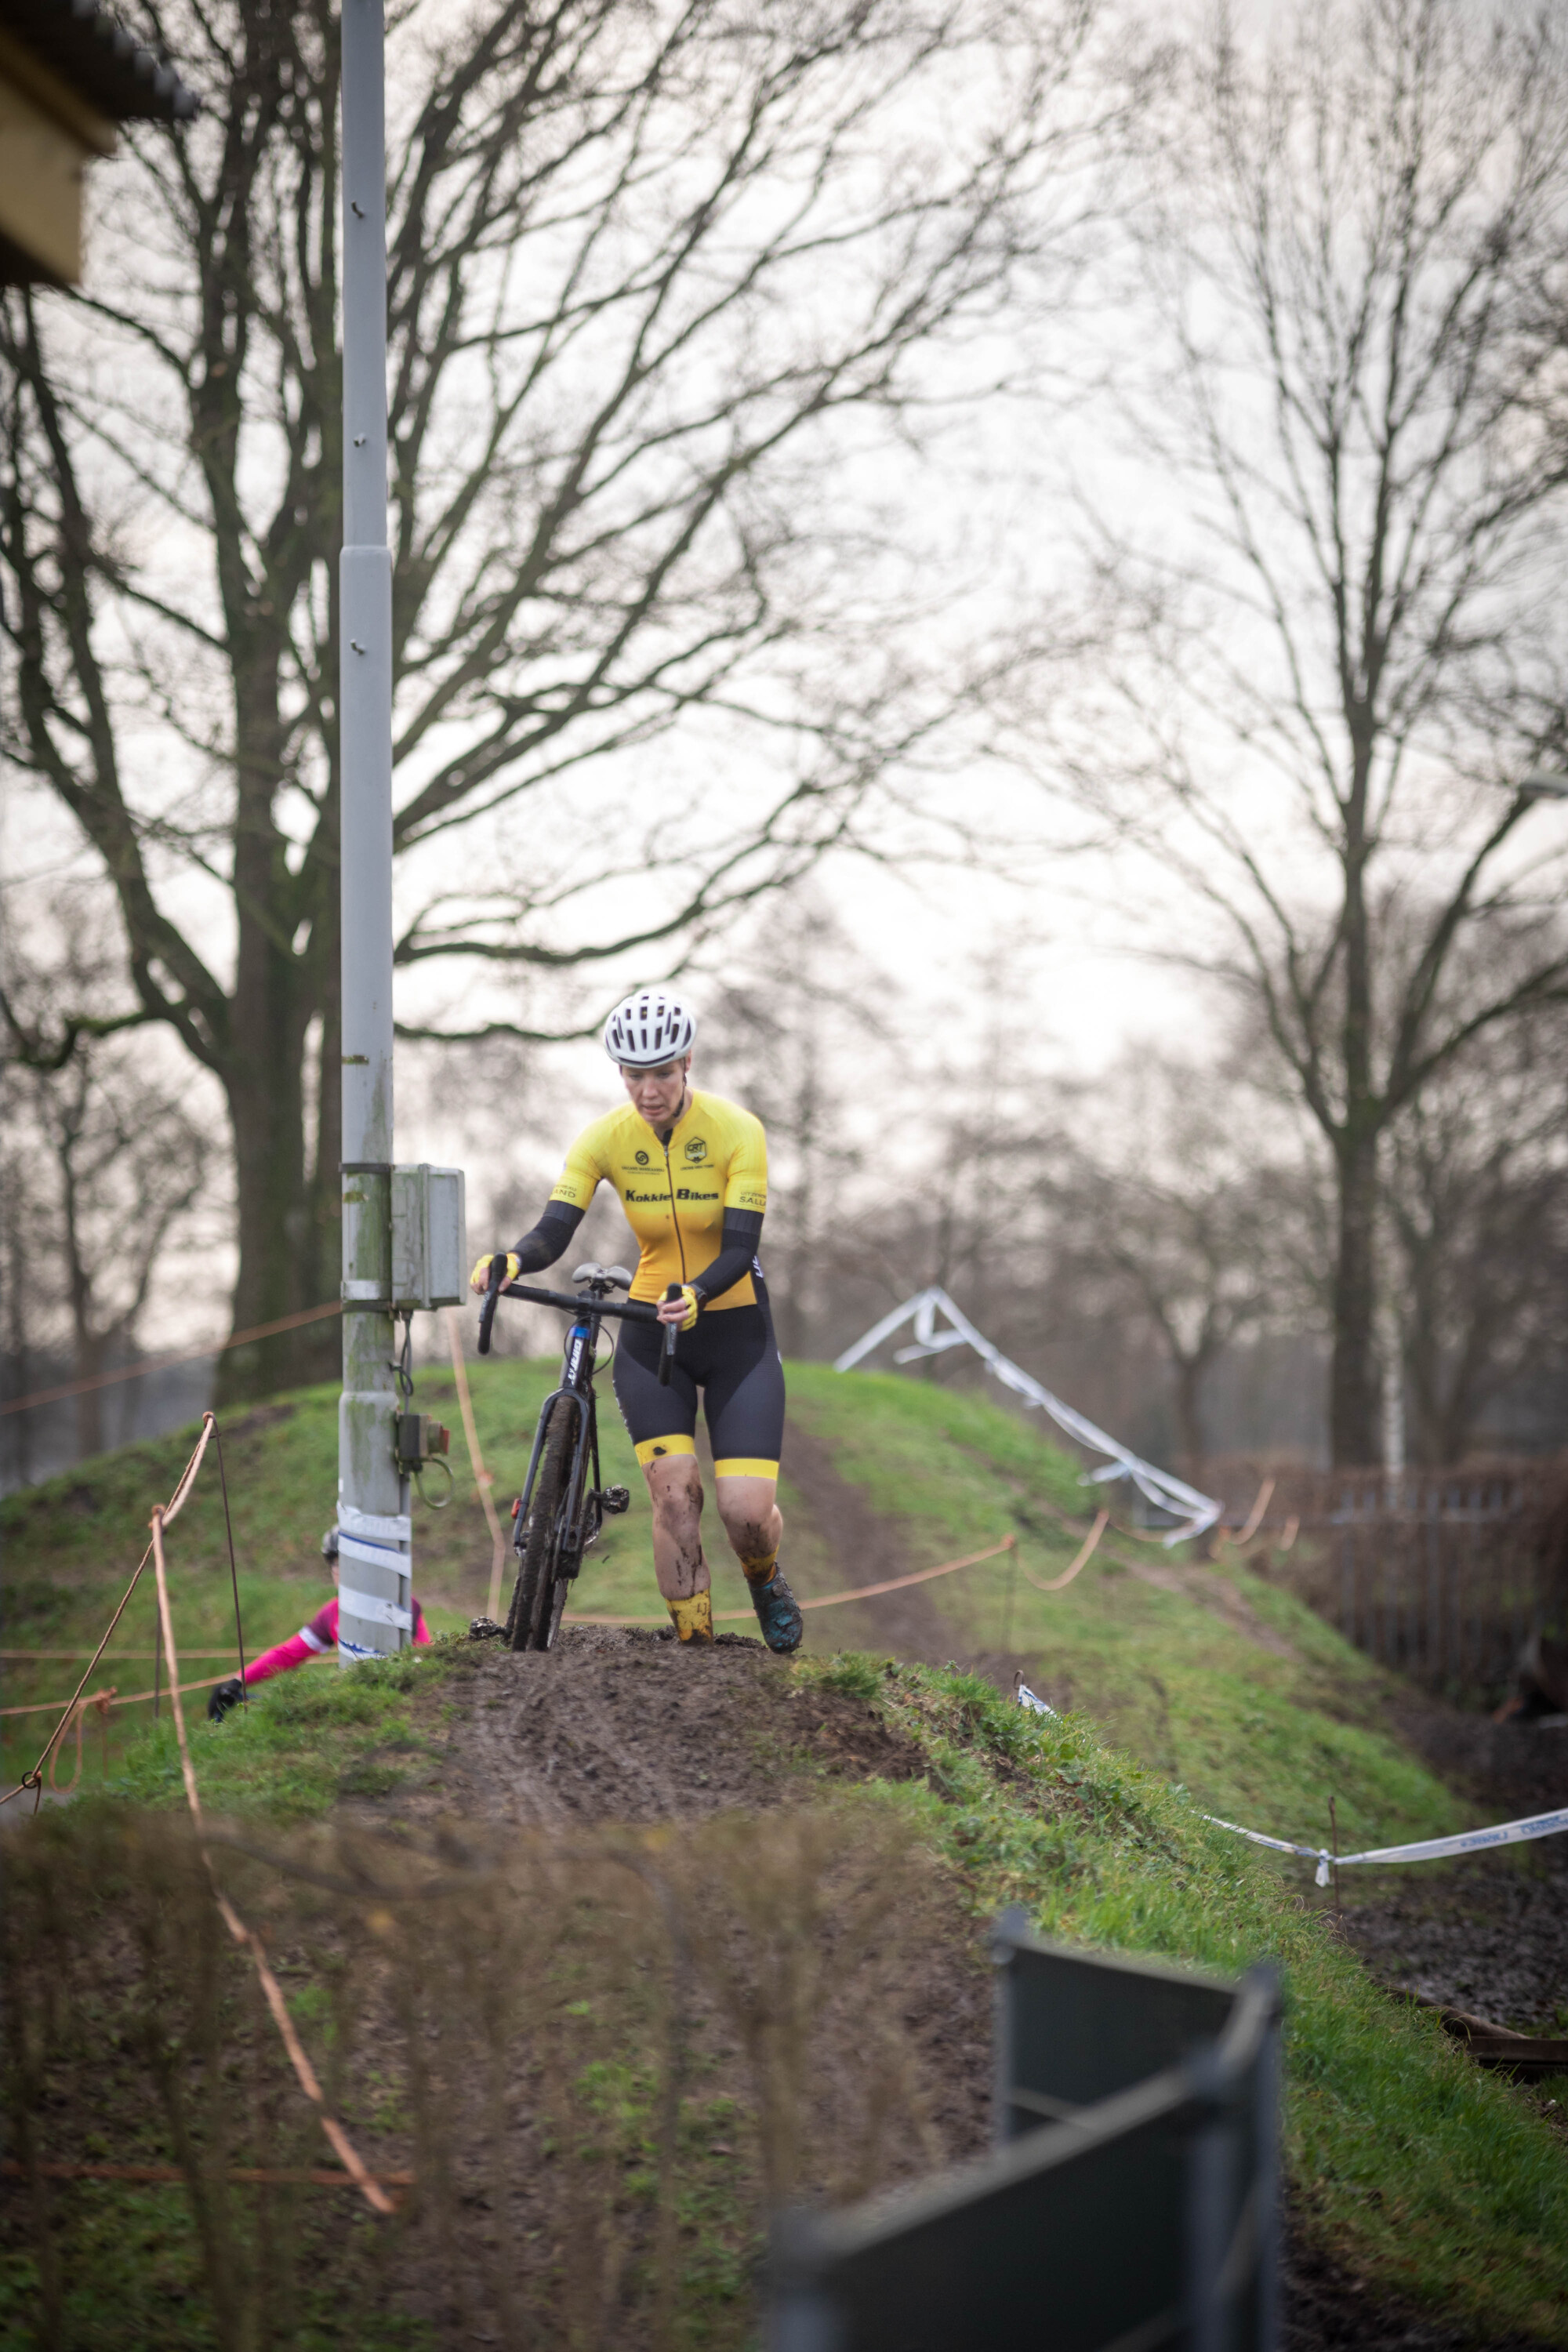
[603,987,697,1068]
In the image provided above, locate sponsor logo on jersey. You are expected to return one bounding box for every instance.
[623,1188,671,1205]
[683,1136,708,1164]
[675,1186,718,1202]
[734,1187,767,1210]
[634,1149,650,1165]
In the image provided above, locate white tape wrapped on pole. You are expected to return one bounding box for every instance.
[338,1587,414,1633]
[1203,1803,1568,1886]
[835,1287,1223,1544]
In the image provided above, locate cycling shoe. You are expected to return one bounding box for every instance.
[749,1570,804,1654]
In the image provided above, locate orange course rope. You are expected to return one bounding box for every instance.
[147,1503,396,2217]
[0,1299,342,1418]
[2,1672,237,1721]
[1020,1509,1108,1593]
[0,1414,217,1811]
[1,2160,411,2192]
[564,1534,1021,1627]
[445,1306,508,1622]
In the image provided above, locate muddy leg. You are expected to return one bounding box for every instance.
[644,1457,713,1641]
[716,1476,783,1582]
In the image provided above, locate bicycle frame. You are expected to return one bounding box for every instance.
[478,1269,659,1602]
[512,1302,610,1581]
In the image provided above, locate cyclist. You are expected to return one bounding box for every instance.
[470,987,802,1654]
[206,1528,431,1718]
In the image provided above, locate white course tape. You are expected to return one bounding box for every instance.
[337,1503,412,1544]
[1203,1804,1568,1886]
[338,1587,414,1633]
[835,1287,1221,1543]
[1008,1689,1568,1882]
[1017,1683,1060,1719]
[338,1532,409,1572]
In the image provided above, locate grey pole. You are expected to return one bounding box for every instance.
[337,0,409,1660]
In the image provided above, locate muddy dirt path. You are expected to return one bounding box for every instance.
[779,1418,1036,1693]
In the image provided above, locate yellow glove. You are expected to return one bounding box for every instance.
[470,1251,521,1294]
[677,1284,700,1330]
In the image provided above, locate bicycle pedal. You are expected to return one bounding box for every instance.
[599,1485,631,1515]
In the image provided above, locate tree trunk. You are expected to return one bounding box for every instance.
[1330,1128,1381,1463]
[72,1329,105,1460]
[1172,1355,1206,1473]
[213,637,342,1404]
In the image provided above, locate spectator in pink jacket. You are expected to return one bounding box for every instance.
[207,1529,430,1719]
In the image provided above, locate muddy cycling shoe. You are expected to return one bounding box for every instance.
[749,1570,804,1654]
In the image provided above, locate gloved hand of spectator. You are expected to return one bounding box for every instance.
[207,1676,245,1722]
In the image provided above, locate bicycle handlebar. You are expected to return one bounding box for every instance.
[502,1279,662,1323]
[477,1262,666,1356]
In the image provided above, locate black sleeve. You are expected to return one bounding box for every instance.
[691,1207,764,1306]
[509,1200,585,1275]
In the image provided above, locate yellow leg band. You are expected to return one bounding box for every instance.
[714,1457,778,1483]
[739,1545,779,1587]
[667,1589,713,1643]
[636,1434,696,1468]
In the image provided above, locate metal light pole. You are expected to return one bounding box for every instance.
[337,0,410,1660]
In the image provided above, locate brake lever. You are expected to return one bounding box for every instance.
[478,1252,506,1356]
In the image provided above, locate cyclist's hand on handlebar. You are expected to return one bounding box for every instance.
[655,1283,700,1330]
[470,1252,521,1294]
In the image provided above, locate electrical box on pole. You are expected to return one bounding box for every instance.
[390,1166,467,1309]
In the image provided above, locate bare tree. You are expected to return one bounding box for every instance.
[1038,1059,1286,1468]
[0,0,1123,1397]
[2,915,212,1456]
[1387,1000,1568,1463]
[1033,0,1568,1460]
[31,1047,211,1457]
[698,893,892,1356]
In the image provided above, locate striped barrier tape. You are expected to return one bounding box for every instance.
[1202,1803,1568,1887]
[1009,1687,1567,1885]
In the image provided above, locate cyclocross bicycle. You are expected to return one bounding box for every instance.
[478,1256,676,1650]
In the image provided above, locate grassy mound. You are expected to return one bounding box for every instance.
[4,1642,1566,2346]
[3,1358,1476,1855]
[4,1359,1565,2343]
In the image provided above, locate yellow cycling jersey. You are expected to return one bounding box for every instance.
[548,1090,768,1308]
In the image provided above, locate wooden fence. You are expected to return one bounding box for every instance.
[1202,1460,1568,1708]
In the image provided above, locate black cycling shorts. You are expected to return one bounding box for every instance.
[612,1283,785,1481]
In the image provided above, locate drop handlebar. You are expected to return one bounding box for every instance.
[477,1261,664,1356]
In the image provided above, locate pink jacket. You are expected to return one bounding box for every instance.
[244,1594,430,1685]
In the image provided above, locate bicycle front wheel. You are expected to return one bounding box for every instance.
[506,1403,578,1651]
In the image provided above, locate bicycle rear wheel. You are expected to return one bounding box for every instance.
[506,1403,579,1651]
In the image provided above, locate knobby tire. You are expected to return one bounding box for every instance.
[506,1405,577,1651]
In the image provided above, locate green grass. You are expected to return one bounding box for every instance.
[29,1646,1568,2345]
[782,1656,1568,2343]
[0,1354,1483,1846]
[6,1356,1566,2342]
[1,1359,669,1798]
[104,1641,466,1820]
[786,1363,1470,1857]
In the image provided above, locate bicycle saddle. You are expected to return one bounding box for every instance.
[572,1261,633,1292]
